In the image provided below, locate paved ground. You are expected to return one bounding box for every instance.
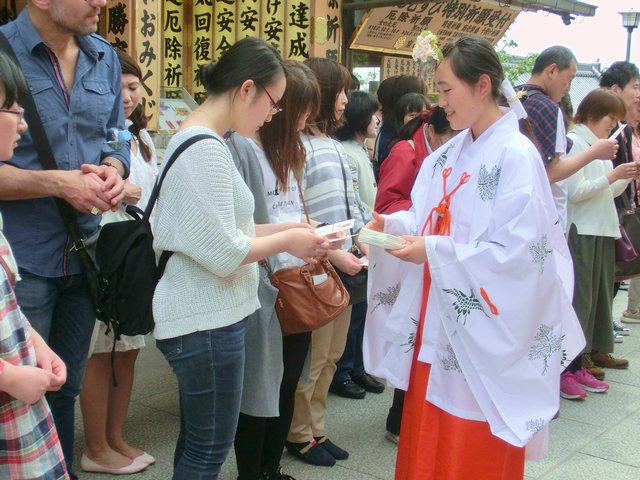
[74,290,640,479]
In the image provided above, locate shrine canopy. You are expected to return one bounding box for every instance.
[348,0,597,55]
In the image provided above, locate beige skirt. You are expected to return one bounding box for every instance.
[88,320,146,356]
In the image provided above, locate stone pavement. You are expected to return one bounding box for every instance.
[74,290,640,479]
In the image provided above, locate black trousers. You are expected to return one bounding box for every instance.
[234,332,311,479]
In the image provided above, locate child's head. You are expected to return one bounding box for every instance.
[393,92,428,133]
[304,57,351,136]
[335,90,380,142]
[424,105,455,150]
[0,51,28,161]
[396,104,455,152]
[199,37,286,136]
[435,36,504,132]
[377,75,426,123]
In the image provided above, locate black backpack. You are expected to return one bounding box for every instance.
[95,134,217,340]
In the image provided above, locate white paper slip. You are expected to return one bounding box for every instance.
[328,233,357,243]
[609,123,626,141]
[315,219,355,237]
[358,228,406,250]
[312,273,328,285]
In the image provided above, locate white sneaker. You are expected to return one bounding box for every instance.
[614,331,624,343]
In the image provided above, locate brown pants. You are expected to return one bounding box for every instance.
[287,306,352,443]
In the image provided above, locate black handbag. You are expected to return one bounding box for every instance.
[615,192,640,281]
[335,250,368,305]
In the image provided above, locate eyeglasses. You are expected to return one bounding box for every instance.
[0,106,24,122]
[261,86,282,115]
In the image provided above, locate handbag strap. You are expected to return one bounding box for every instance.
[620,182,635,213]
[296,180,311,224]
[618,128,640,208]
[146,134,223,277]
[330,140,355,235]
[337,152,352,223]
[142,133,221,222]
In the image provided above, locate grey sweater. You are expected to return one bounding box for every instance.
[228,132,283,417]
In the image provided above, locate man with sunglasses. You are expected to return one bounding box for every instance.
[0,1,129,478]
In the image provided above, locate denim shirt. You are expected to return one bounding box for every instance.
[0,10,130,277]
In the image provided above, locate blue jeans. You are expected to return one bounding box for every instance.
[14,270,96,480]
[157,321,246,480]
[334,300,367,382]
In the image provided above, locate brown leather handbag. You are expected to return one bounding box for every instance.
[260,183,350,335]
[262,259,350,335]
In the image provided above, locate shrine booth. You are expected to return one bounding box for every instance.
[0,0,597,132]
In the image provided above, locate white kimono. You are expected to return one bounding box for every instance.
[364,111,585,451]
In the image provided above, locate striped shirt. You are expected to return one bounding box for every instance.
[0,233,68,480]
[301,135,364,248]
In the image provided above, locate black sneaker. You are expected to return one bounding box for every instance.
[613,319,631,336]
[285,441,335,467]
[315,436,349,460]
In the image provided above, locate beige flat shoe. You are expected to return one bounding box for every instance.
[80,453,148,474]
[133,451,156,465]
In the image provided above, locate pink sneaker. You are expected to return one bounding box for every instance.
[560,372,587,400]
[574,368,609,393]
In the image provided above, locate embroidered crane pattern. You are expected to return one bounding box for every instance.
[371,283,401,312]
[528,324,563,375]
[440,343,462,373]
[529,235,553,274]
[477,164,501,201]
[526,418,544,434]
[400,317,418,353]
[443,288,490,324]
[432,144,452,177]
[560,349,569,368]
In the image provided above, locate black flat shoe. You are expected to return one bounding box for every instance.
[329,379,366,399]
[352,373,385,393]
[261,465,297,480]
[285,441,336,467]
[315,436,349,460]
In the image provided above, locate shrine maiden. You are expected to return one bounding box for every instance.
[363,36,585,480]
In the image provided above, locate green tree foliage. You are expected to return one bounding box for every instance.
[497,38,539,83]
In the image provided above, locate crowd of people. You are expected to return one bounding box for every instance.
[0,2,639,480]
